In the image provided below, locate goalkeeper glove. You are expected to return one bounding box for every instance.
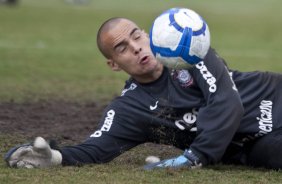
[143,149,202,170]
[4,137,62,168]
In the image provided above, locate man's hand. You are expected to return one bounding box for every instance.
[5,137,62,168]
[143,149,202,170]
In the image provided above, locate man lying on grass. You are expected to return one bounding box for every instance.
[5,17,282,170]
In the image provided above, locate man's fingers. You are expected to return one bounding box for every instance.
[10,146,33,160]
[7,147,33,168]
[33,137,49,149]
[33,137,52,157]
[16,160,35,169]
[5,137,62,168]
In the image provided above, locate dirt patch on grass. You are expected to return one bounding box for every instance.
[0,100,180,161]
[0,100,106,145]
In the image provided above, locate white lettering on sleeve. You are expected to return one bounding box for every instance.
[195,61,217,93]
[90,109,115,137]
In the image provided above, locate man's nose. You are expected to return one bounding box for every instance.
[130,41,142,55]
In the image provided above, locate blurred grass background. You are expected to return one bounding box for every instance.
[0,0,281,102]
[0,1,282,183]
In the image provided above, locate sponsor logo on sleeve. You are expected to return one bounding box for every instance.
[90,109,115,137]
[225,67,238,91]
[195,61,217,93]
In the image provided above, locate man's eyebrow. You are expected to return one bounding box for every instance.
[130,28,139,36]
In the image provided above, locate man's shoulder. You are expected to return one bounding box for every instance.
[121,79,138,96]
[107,80,140,108]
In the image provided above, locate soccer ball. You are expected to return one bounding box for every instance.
[150,8,211,69]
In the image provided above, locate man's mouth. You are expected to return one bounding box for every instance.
[139,55,149,65]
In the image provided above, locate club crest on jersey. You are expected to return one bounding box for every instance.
[173,70,193,88]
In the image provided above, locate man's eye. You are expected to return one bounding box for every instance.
[133,32,141,40]
[117,46,126,53]
[134,34,141,40]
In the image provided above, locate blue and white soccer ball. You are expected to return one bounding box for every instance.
[150,8,211,69]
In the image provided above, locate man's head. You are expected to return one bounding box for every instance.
[96,18,163,83]
[96,17,122,59]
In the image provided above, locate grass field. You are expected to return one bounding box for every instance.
[0,0,282,183]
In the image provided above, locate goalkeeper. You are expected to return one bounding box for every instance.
[5,17,282,170]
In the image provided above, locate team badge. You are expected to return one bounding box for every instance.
[173,70,193,88]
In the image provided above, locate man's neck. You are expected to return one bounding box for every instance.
[133,64,164,84]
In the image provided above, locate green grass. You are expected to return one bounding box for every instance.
[0,0,282,183]
[0,0,281,102]
[1,134,282,184]
[1,164,282,184]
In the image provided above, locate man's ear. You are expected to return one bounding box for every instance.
[107,59,121,71]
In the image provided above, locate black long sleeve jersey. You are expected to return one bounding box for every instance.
[61,48,282,166]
